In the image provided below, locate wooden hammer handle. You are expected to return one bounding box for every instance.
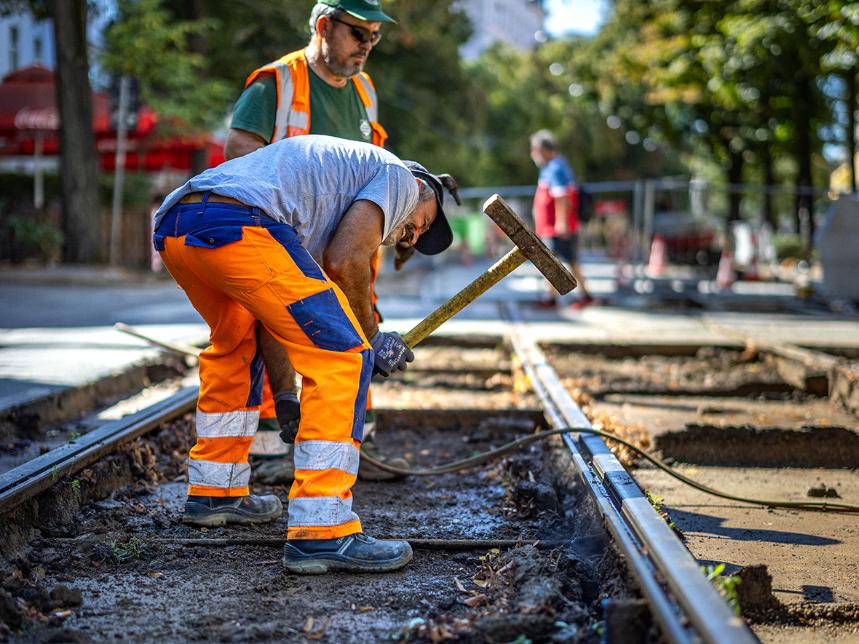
[401,247,526,348]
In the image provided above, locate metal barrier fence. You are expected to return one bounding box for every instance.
[448,179,834,272]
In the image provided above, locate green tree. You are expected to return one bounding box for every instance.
[587,0,836,240]
[101,0,233,140]
[817,1,859,192]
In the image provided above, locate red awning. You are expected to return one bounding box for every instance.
[0,64,222,171]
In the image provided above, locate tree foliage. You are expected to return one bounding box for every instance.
[102,0,233,133]
[580,0,851,229]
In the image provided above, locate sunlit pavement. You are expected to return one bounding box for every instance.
[1,254,857,413]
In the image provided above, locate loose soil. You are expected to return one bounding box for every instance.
[547,346,796,398]
[0,344,639,643]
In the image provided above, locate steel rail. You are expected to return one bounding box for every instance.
[0,386,198,514]
[504,302,757,644]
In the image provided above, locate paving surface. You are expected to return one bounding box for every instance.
[3,255,859,415]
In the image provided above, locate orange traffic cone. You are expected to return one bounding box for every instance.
[647,234,667,277]
[715,248,736,290]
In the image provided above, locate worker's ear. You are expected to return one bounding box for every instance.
[315,15,330,37]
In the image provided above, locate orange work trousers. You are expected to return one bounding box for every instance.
[251,249,382,455]
[155,199,372,540]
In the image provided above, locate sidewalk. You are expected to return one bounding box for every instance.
[2,258,858,418]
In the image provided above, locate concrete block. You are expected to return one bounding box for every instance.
[817,196,859,300]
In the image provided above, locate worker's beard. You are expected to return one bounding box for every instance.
[322,44,364,78]
[382,221,415,247]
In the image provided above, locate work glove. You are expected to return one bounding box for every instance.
[370,330,414,377]
[275,391,301,444]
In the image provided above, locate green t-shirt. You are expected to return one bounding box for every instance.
[230,67,372,144]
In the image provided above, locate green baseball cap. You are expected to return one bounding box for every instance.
[320,0,396,23]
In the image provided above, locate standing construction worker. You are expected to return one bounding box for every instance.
[153,135,454,573]
[530,130,594,310]
[224,0,407,482]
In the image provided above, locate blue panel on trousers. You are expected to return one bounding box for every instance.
[184,226,244,249]
[153,234,165,251]
[287,289,364,352]
[267,225,326,281]
[246,335,265,407]
[351,348,373,442]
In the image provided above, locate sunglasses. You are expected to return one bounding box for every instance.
[329,17,382,47]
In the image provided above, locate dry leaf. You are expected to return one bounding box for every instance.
[454,577,468,593]
[430,623,454,641]
[463,594,487,608]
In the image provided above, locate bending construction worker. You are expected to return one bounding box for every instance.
[153,135,453,573]
[224,0,409,483]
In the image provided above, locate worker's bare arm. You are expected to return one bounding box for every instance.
[224,128,266,160]
[553,194,571,237]
[323,200,385,339]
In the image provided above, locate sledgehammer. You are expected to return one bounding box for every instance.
[116,196,574,355]
[401,194,576,348]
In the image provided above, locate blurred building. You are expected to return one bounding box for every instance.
[458,0,547,60]
[0,13,54,78]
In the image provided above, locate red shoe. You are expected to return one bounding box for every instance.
[533,297,557,309]
[569,296,595,311]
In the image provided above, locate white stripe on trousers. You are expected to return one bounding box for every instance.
[293,440,360,475]
[188,459,251,490]
[288,496,359,528]
[195,410,259,438]
[249,430,291,456]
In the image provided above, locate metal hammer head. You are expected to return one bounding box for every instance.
[483,194,577,294]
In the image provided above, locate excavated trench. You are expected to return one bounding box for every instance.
[544,342,859,641]
[1,342,643,643]
[544,344,859,468]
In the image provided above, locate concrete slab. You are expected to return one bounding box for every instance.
[0,325,205,412]
[633,465,859,606]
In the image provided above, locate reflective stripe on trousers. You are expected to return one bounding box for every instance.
[250,249,381,457]
[156,200,372,538]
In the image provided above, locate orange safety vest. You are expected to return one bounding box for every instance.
[244,49,388,148]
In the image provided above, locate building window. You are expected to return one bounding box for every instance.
[10,25,20,70]
[34,35,43,63]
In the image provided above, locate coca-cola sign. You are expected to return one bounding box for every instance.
[14,107,59,131]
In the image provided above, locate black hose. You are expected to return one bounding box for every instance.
[360,427,859,513]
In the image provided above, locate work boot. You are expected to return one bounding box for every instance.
[283,533,413,574]
[358,433,411,481]
[252,447,295,485]
[182,494,283,527]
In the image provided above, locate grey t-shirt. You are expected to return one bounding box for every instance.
[154,135,418,262]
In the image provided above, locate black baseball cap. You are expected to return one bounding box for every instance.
[403,160,454,256]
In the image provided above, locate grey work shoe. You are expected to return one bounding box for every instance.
[283,533,413,574]
[358,434,410,481]
[182,494,283,527]
[252,446,295,485]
